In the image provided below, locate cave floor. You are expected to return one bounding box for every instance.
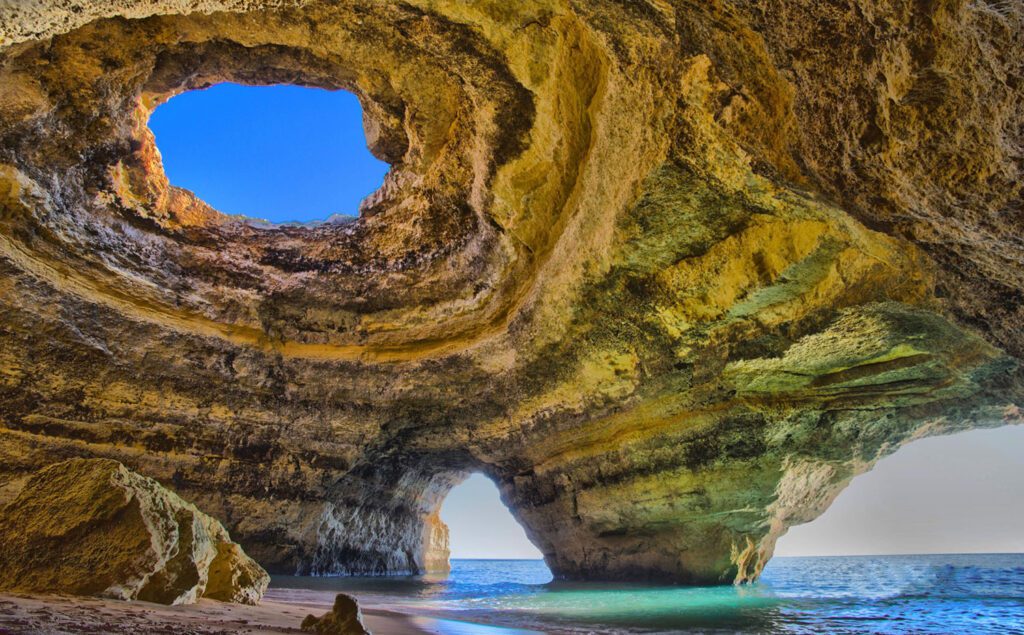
[0,592,524,635]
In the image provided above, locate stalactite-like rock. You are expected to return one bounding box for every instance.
[0,0,1021,584]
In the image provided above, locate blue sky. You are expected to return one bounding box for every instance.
[149,83,389,223]
[150,84,1023,560]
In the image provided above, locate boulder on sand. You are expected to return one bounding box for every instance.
[0,458,269,605]
[301,593,371,635]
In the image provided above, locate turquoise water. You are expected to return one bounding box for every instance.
[269,554,1024,634]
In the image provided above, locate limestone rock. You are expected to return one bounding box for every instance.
[420,510,452,575]
[0,0,1020,585]
[301,594,371,635]
[0,459,269,605]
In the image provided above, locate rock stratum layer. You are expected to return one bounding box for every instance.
[0,0,1021,584]
[0,458,269,604]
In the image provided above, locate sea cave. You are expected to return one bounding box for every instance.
[0,1,1021,632]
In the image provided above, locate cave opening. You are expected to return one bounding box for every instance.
[773,426,1024,558]
[148,82,389,224]
[440,473,551,581]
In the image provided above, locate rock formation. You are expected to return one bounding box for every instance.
[301,593,371,635]
[0,0,1020,584]
[0,458,269,605]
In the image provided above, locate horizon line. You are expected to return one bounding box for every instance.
[449,551,1024,561]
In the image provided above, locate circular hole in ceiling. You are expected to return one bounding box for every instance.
[148,82,390,225]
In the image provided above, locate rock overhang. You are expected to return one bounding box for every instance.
[0,0,1021,584]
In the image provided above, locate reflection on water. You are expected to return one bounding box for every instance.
[269,554,1024,634]
[407,615,545,635]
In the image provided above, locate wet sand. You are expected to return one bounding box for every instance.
[0,593,543,635]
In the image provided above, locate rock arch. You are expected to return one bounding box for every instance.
[0,0,1020,584]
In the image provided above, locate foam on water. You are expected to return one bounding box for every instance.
[269,554,1024,634]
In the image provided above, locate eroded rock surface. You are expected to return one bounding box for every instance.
[301,593,371,635]
[0,458,269,604]
[0,0,1021,584]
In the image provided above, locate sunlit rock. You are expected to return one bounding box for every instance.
[0,0,1020,585]
[0,459,269,604]
[301,593,371,635]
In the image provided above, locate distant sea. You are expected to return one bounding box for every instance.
[269,554,1024,634]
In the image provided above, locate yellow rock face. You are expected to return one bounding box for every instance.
[0,0,1020,584]
[0,459,269,604]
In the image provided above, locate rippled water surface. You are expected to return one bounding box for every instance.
[269,554,1024,634]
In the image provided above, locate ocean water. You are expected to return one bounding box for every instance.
[269,554,1024,634]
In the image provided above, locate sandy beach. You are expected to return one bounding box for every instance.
[0,593,542,635]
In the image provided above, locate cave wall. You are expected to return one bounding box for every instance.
[0,0,1021,583]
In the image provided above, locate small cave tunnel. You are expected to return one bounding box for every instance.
[286,457,554,582]
[440,473,545,562]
